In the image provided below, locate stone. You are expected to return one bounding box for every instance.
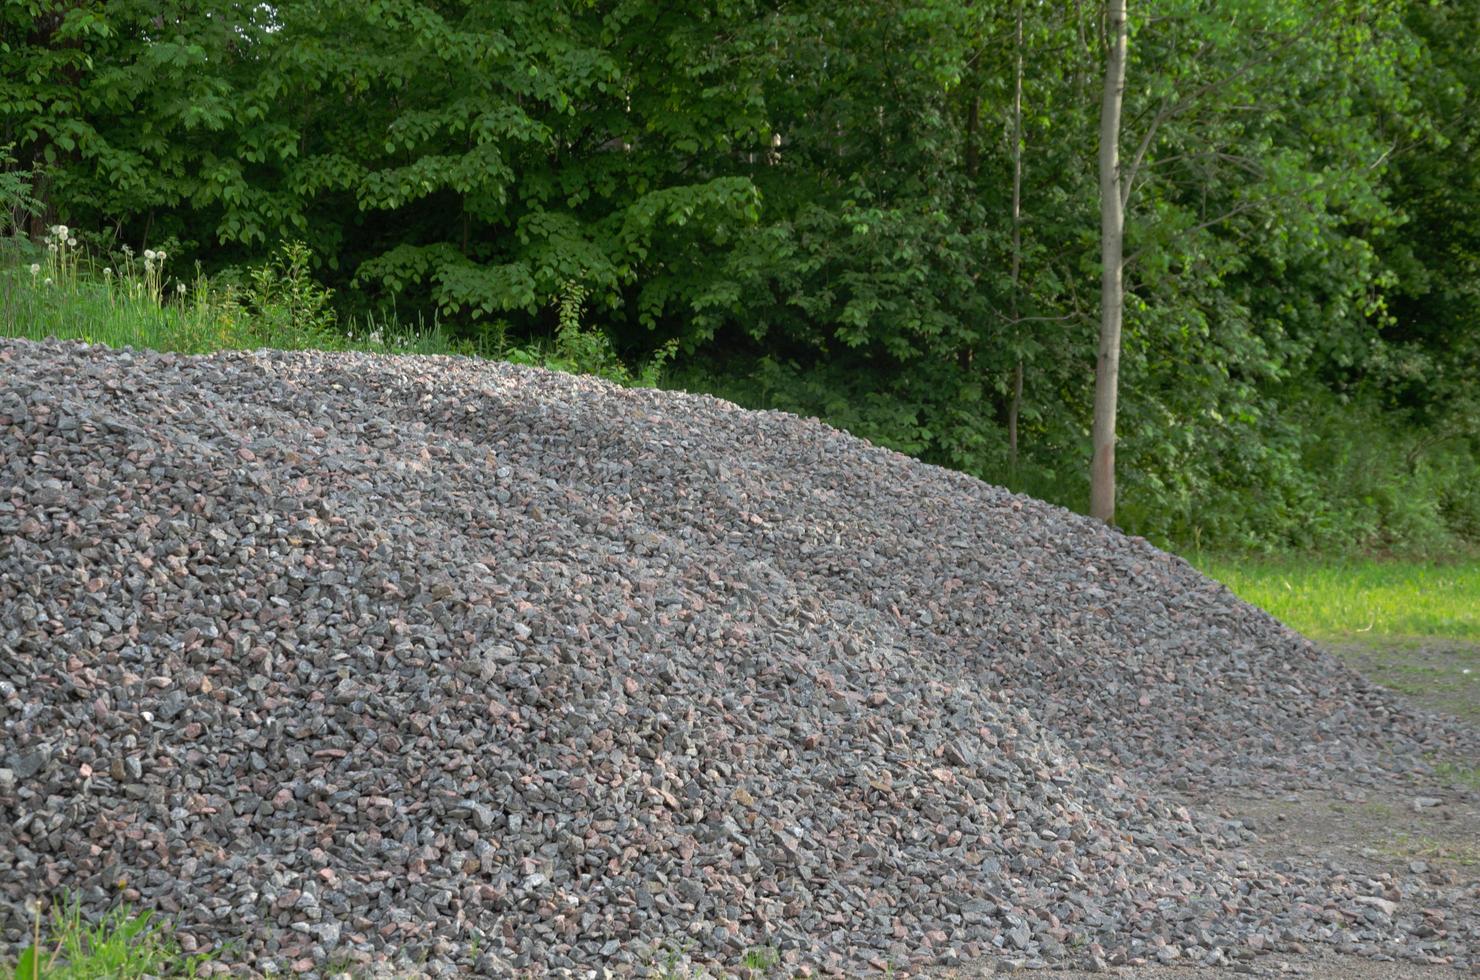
[1355,896,1399,917]
[0,338,1475,977]
[9,747,51,780]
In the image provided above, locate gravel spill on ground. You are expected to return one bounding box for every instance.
[1,339,1476,977]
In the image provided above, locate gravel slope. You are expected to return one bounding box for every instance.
[1,339,1475,977]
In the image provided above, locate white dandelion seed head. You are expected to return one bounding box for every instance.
[122,245,134,256]
[48,243,57,253]
[177,282,186,294]
[43,277,53,286]
[28,263,39,275]
[156,250,167,261]
[144,249,157,261]
[67,238,77,247]
[104,267,113,276]
[52,224,68,237]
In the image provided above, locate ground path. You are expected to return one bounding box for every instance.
[953,640,1479,979]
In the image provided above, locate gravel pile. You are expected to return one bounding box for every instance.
[1,338,1475,977]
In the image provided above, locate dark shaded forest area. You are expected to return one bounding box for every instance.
[4,0,1477,552]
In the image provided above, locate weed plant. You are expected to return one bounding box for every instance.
[0,229,669,389]
[8,896,220,979]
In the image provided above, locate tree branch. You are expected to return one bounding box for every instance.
[1123,198,1262,270]
[1119,22,1319,213]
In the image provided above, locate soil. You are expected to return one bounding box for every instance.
[1327,640,1480,727]
[948,948,1468,978]
[944,641,1480,980]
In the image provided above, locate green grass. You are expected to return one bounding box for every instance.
[0,234,466,358]
[647,943,787,979]
[1195,554,1480,723]
[0,231,672,387]
[6,898,221,979]
[1192,554,1480,644]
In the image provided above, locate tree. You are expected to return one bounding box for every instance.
[6,0,1470,550]
[1083,0,1429,533]
[1092,0,1128,523]
[1006,0,1025,470]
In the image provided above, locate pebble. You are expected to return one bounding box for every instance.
[1355,896,1399,917]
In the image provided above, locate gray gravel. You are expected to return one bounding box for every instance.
[1,339,1475,977]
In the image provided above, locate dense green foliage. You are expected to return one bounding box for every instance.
[1,231,665,385]
[3,0,1476,552]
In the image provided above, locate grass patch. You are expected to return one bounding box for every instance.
[1,230,455,358]
[6,897,221,979]
[1191,554,1480,644]
[1432,760,1480,791]
[0,230,672,388]
[649,943,787,979]
[1379,833,1480,868]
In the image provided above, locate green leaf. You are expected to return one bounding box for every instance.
[13,945,38,980]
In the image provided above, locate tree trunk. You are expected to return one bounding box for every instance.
[965,95,980,178]
[25,168,52,240]
[1008,361,1023,467]
[1008,0,1025,470]
[1091,0,1127,524]
[961,60,981,373]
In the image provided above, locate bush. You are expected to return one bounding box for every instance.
[504,280,678,387]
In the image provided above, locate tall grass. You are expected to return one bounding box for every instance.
[0,229,463,357]
[8,897,221,979]
[0,228,672,388]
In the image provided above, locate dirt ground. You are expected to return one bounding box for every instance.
[939,641,1480,980]
[1327,640,1479,728]
[949,949,1470,978]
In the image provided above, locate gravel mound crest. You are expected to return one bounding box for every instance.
[1,339,1475,976]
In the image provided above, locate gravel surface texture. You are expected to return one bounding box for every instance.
[1,339,1476,977]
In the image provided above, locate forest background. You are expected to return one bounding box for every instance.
[3,0,1478,555]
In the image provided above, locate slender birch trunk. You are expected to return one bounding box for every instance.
[1091,0,1127,524]
[1008,0,1025,469]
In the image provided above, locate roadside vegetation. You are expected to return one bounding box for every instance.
[8,899,219,980]
[1194,556,1480,645]
[0,209,668,390]
[1196,554,1480,726]
[6,896,782,980]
